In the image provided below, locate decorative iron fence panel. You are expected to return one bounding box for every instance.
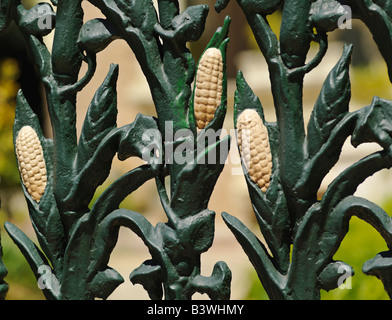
[1,0,392,300]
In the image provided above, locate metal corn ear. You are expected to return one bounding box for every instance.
[15,126,47,202]
[237,109,272,193]
[194,47,223,130]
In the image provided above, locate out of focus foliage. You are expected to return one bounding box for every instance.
[0,58,20,188]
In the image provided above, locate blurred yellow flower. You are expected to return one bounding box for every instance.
[0,57,21,187]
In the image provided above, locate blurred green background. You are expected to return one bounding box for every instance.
[1,1,392,300]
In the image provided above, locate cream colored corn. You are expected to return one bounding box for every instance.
[194,47,223,129]
[15,126,47,202]
[237,109,272,193]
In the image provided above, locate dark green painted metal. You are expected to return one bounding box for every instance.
[2,0,392,301]
[216,0,392,300]
[0,0,231,300]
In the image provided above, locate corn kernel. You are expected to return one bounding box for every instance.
[15,126,47,202]
[194,48,223,129]
[237,109,272,192]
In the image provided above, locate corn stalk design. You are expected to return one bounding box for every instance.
[216,0,392,299]
[2,0,392,301]
[0,0,231,300]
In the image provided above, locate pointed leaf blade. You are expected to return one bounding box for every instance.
[307,44,352,158]
[77,63,119,170]
[221,212,285,299]
[4,222,60,299]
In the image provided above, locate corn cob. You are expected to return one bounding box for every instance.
[194,47,223,130]
[15,126,47,202]
[237,109,272,193]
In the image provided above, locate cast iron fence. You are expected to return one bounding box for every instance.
[1,0,392,300]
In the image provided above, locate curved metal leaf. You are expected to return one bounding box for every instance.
[363,250,392,298]
[78,18,120,53]
[221,212,286,300]
[117,113,162,167]
[290,196,392,295]
[71,114,161,211]
[318,260,354,291]
[18,3,55,37]
[307,44,352,158]
[352,96,392,151]
[89,267,124,300]
[190,261,231,300]
[60,208,157,299]
[322,150,392,211]
[77,63,119,170]
[91,165,155,223]
[130,260,163,300]
[4,222,60,300]
[233,71,265,127]
[310,0,348,32]
[176,209,215,253]
[170,135,230,216]
[93,209,158,264]
[204,15,230,50]
[70,66,160,211]
[27,35,53,78]
[160,5,209,44]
